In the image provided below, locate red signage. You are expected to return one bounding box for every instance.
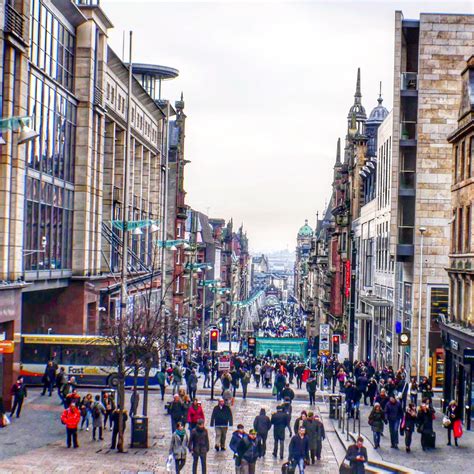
[345,260,351,297]
[0,340,14,354]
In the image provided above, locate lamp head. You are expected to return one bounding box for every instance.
[132,227,143,235]
[18,119,39,145]
[149,223,160,233]
[419,227,427,234]
[169,245,177,251]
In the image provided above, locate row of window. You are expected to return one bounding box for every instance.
[28,73,77,183]
[451,277,472,323]
[453,136,474,184]
[451,204,472,254]
[375,221,393,273]
[377,136,392,210]
[30,0,75,92]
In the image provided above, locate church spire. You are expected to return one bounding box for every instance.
[335,137,341,165]
[354,68,362,104]
[378,81,383,105]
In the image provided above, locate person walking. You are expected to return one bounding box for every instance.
[384,395,403,449]
[61,401,81,448]
[41,361,56,396]
[210,398,233,451]
[368,403,385,449]
[254,363,261,388]
[305,412,325,463]
[271,405,291,460]
[79,393,93,431]
[408,377,418,406]
[10,376,27,418]
[306,373,317,406]
[230,424,247,473]
[91,395,105,441]
[188,369,199,401]
[416,403,436,451]
[130,387,140,417]
[238,429,260,474]
[169,421,188,473]
[157,368,166,400]
[365,378,377,406]
[403,402,417,452]
[241,370,251,400]
[56,367,68,403]
[187,399,205,433]
[170,394,187,433]
[203,361,211,389]
[172,364,183,395]
[345,437,368,473]
[253,408,271,457]
[102,392,115,431]
[110,407,128,450]
[293,411,307,435]
[189,418,209,474]
[288,426,309,474]
[445,400,462,447]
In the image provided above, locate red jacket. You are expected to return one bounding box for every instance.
[187,404,205,424]
[61,407,81,429]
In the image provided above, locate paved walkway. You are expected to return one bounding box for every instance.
[0,384,338,473]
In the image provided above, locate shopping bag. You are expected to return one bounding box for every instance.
[453,419,463,438]
[166,454,173,472]
[442,416,451,428]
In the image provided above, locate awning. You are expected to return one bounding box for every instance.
[356,312,373,320]
[360,295,393,308]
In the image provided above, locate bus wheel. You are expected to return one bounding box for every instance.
[107,374,119,388]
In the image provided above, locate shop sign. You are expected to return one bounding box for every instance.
[0,340,14,354]
[463,348,474,365]
[345,261,351,297]
[451,339,459,351]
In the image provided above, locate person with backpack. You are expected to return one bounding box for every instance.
[79,393,93,431]
[237,429,259,474]
[253,408,271,457]
[169,421,188,473]
[230,424,247,473]
[91,395,105,440]
[61,401,81,448]
[241,370,251,399]
[189,418,209,474]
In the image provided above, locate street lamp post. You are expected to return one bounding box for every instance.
[416,226,426,380]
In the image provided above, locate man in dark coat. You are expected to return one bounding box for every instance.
[169,394,186,433]
[384,396,403,449]
[253,408,271,457]
[189,419,209,474]
[210,398,233,451]
[281,383,295,402]
[288,426,309,472]
[271,405,291,459]
[305,412,325,463]
[346,437,368,473]
[41,361,56,396]
[238,429,259,473]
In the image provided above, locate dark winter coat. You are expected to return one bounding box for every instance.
[346,444,368,474]
[188,426,210,455]
[169,400,186,423]
[384,400,403,422]
[271,410,291,440]
[238,436,259,463]
[416,408,435,434]
[253,411,271,435]
[304,418,325,449]
[288,434,309,461]
[210,405,233,427]
[368,409,385,433]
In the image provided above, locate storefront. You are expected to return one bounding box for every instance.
[440,320,474,431]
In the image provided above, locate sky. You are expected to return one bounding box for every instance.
[102,0,473,253]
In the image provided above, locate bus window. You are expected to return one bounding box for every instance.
[22,344,51,364]
[62,345,79,365]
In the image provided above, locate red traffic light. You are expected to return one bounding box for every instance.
[332,335,340,342]
[211,330,218,338]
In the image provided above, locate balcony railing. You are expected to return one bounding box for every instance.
[401,72,418,91]
[400,121,417,141]
[76,0,101,5]
[4,2,24,41]
[398,226,414,245]
[94,86,104,107]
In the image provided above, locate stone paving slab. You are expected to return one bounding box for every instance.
[0,385,338,474]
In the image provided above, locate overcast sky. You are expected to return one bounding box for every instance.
[102,0,472,253]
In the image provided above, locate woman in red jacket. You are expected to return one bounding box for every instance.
[187,399,205,433]
[61,401,81,448]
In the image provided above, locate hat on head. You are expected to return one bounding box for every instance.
[249,429,257,435]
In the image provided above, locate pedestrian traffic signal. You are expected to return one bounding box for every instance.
[248,337,256,356]
[332,335,340,354]
[209,329,219,352]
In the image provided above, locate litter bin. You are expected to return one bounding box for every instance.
[131,415,148,448]
[329,394,342,419]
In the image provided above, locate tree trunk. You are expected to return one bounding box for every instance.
[118,365,126,452]
[143,359,151,417]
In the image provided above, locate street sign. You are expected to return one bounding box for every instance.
[318,350,330,356]
[463,348,474,364]
[321,355,328,364]
[320,323,330,351]
[176,343,188,350]
[399,332,410,346]
[218,356,231,371]
[0,340,14,354]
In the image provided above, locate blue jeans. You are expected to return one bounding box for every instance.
[373,430,381,447]
[389,419,400,447]
[295,458,305,473]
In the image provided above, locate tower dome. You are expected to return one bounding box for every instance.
[298,219,313,237]
[347,68,367,122]
[367,91,388,125]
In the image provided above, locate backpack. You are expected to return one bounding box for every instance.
[92,404,101,419]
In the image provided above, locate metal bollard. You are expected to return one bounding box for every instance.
[346,411,350,441]
[341,406,345,434]
[353,410,356,433]
[358,409,361,437]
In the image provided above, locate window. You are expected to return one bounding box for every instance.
[460,141,466,181]
[451,210,456,253]
[470,136,474,178]
[466,205,471,253]
[364,238,374,287]
[403,283,412,331]
[454,145,459,183]
[458,207,464,253]
[29,0,75,91]
[429,286,448,332]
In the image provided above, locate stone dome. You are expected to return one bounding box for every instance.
[367,96,389,124]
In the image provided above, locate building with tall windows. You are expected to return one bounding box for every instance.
[0,0,186,408]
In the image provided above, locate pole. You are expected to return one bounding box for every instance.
[212,287,217,325]
[229,262,235,354]
[161,102,170,351]
[348,235,357,364]
[416,229,425,380]
[187,252,194,363]
[201,275,207,351]
[210,350,216,401]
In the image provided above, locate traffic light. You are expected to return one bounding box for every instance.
[332,334,340,354]
[209,329,219,352]
[248,337,256,356]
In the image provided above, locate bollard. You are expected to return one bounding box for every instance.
[357,409,361,437]
[341,406,345,434]
[353,410,356,433]
[346,411,350,442]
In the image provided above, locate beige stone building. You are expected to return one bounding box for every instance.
[389,12,474,386]
[0,0,182,407]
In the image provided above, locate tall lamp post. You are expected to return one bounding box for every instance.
[416,226,426,380]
